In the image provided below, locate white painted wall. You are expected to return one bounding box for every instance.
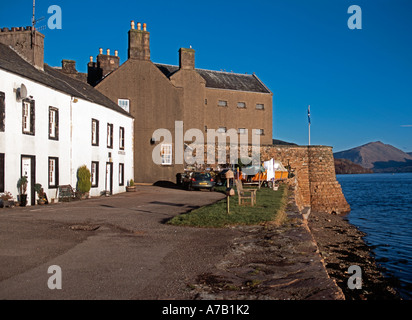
[71,98,134,197]
[0,68,134,205]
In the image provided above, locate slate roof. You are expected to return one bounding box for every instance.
[0,43,132,118]
[155,63,271,94]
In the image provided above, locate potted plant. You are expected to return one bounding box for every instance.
[34,183,48,205]
[0,192,15,208]
[76,165,91,199]
[126,179,136,192]
[17,176,28,207]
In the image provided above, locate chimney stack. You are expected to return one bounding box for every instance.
[128,21,150,61]
[0,26,44,70]
[179,47,195,70]
[61,59,77,74]
[87,48,120,86]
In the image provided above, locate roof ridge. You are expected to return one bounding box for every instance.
[154,61,253,77]
[196,67,253,77]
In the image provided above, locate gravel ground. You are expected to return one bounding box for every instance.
[308,210,401,300]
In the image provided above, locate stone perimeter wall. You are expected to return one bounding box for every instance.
[202,144,351,214]
[262,145,351,214]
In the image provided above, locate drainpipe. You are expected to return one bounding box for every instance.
[70,97,74,186]
[70,97,78,186]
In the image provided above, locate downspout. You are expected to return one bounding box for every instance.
[70,96,78,186]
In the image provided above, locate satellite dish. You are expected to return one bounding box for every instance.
[16,83,28,100]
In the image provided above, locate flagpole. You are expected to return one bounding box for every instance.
[308,105,311,146]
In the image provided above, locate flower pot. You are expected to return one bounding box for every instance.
[20,194,27,207]
[126,186,136,192]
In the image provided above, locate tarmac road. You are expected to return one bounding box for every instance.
[0,186,237,299]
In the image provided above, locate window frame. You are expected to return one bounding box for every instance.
[217,127,227,134]
[48,157,59,189]
[218,100,228,107]
[161,144,172,166]
[256,103,265,110]
[91,119,99,146]
[22,99,35,135]
[118,99,130,113]
[119,126,125,150]
[255,129,265,135]
[48,106,59,140]
[107,123,113,149]
[91,161,99,188]
[237,102,246,109]
[119,163,124,186]
[238,128,247,134]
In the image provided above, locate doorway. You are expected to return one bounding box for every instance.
[105,162,113,195]
[0,153,4,192]
[21,155,36,206]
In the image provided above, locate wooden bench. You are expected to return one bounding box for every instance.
[235,179,257,206]
[57,185,79,202]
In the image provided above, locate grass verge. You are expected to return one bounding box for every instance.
[167,184,288,228]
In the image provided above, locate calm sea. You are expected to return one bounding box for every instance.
[337,173,412,300]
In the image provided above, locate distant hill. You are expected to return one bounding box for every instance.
[272,139,298,146]
[334,141,412,173]
[334,159,373,174]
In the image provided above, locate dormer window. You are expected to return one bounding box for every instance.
[118,99,130,112]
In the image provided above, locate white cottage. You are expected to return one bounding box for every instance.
[0,27,134,205]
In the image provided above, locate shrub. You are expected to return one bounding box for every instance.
[17,176,28,195]
[77,165,91,194]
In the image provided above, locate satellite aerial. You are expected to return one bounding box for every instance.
[16,83,28,100]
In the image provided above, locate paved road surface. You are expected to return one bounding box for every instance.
[0,186,236,299]
[0,185,343,300]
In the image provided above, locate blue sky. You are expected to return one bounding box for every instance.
[1,0,411,152]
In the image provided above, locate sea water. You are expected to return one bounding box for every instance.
[337,173,412,299]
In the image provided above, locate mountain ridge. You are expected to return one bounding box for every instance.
[334,141,412,173]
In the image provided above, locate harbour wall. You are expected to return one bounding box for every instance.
[200,144,350,214]
[262,145,351,214]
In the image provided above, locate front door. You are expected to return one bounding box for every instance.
[21,155,35,205]
[105,162,113,195]
[0,153,4,192]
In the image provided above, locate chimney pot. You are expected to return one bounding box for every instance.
[99,48,103,54]
[89,56,93,62]
[128,22,150,60]
[115,50,118,57]
[131,20,135,29]
[107,49,110,55]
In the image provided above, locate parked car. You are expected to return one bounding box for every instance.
[183,172,215,191]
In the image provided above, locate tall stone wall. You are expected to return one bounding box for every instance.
[261,145,351,214]
[199,143,350,214]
